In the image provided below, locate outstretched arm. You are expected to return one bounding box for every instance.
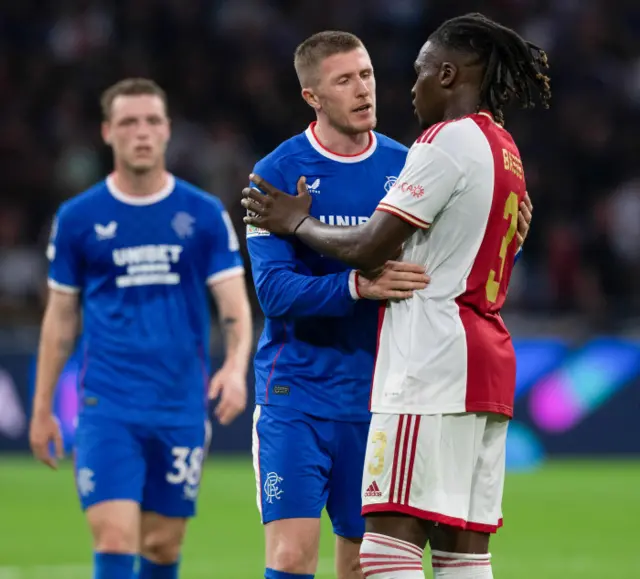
[295,209,416,272]
[243,175,533,272]
[243,174,417,271]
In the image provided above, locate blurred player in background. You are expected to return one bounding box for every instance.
[243,13,548,579]
[29,78,252,579]
[245,31,532,579]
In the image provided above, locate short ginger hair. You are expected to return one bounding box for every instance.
[294,31,365,87]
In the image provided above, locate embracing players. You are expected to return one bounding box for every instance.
[244,13,548,579]
[246,26,533,579]
[29,78,252,579]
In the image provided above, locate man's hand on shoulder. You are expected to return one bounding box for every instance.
[356,261,430,300]
[242,174,312,235]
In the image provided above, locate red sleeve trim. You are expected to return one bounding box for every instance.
[354,271,363,299]
[376,203,431,230]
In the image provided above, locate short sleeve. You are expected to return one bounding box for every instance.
[47,207,83,293]
[376,132,464,229]
[205,198,244,285]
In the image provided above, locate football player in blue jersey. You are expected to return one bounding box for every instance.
[246,32,431,579]
[29,78,253,579]
[245,32,532,579]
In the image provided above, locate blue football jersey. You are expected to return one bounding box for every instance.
[247,123,409,422]
[47,174,244,426]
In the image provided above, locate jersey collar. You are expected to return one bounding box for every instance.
[476,110,502,127]
[305,122,377,164]
[106,173,175,206]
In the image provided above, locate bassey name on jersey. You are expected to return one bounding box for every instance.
[112,244,184,288]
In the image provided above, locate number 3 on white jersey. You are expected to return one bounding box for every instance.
[485,191,519,303]
[166,446,204,486]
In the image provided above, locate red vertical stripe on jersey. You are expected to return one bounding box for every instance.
[454,114,520,417]
[388,415,405,503]
[403,416,421,504]
[397,415,412,504]
[369,301,387,410]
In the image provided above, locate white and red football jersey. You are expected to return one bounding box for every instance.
[372,111,525,417]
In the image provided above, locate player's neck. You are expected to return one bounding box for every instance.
[443,94,485,122]
[313,118,371,156]
[111,167,170,197]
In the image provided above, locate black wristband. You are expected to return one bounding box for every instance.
[293,215,310,235]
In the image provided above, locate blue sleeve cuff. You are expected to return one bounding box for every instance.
[514,247,523,264]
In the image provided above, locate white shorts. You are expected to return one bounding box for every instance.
[361,412,508,533]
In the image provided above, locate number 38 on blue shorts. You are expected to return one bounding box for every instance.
[74,413,211,518]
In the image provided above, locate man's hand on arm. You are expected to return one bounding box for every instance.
[243,173,417,271]
[242,174,312,236]
[244,174,430,298]
[356,261,430,300]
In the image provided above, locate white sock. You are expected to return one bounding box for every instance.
[431,550,493,578]
[359,532,425,578]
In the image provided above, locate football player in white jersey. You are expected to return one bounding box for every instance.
[242,12,547,579]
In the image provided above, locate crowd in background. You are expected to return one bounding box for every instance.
[0,0,638,329]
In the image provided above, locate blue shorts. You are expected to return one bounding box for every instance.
[74,413,210,518]
[252,404,369,539]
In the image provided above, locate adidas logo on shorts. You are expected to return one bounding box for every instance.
[364,481,382,497]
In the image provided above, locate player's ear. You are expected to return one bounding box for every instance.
[440,62,457,88]
[101,121,112,146]
[301,88,321,111]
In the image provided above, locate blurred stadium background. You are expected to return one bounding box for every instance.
[0,0,639,577]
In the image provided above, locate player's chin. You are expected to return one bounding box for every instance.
[417,114,435,131]
[348,113,377,133]
[127,158,158,173]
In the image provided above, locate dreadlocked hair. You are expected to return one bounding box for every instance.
[430,13,551,125]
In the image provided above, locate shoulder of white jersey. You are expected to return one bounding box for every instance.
[412,117,491,168]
